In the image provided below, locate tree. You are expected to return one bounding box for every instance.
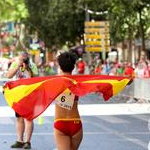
[132,0,150,52]
[0,0,28,22]
[24,0,150,59]
[107,0,150,61]
[25,0,85,48]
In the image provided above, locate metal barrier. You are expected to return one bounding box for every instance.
[134,78,150,100]
[120,78,150,100]
[120,81,134,98]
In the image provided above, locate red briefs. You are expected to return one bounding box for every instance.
[54,118,82,137]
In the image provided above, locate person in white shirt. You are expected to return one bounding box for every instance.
[7,52,38,149]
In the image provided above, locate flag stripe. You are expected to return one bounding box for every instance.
[5,81,45,107]
[5,78,129,106]
[5,75,131,88]
[83,79,130,95]
[4,75,132,120]
[12,78,74,120]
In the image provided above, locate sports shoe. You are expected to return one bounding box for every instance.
[23,142,31,149]
[11,141,24,148]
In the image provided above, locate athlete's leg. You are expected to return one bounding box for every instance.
[54,128,71,150]
[71,128,83,150]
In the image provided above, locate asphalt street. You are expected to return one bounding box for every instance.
[0,86,150,150]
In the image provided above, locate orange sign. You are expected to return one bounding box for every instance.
[85,47,110,52]
[85,21,109,27]
[85,28,109,33]
[84,34,110,40]
[85,41,101,46]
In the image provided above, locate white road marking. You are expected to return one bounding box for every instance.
[0,104,150,117]
[91,120,148,149]
[96,115,129,124]
[131,114,150,122]
[0,117,14,124]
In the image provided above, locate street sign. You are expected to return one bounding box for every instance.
[85,28,109,33]
[85,41,101,46]
[84,34,110,39]
[85,46,110,52]
[84,21,110,54]
[85,21,109,27]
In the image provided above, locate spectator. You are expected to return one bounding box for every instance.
[143,62,150,78]
[123,62,134,77]
[116,63,124,76]
[101,60,110,75]
[76,58,85,74]
[134,62,145,78]
[7,52,38,149]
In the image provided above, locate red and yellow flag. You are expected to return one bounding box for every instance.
[4,75,132,120]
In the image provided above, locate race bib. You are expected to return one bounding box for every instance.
[55,90,75,110]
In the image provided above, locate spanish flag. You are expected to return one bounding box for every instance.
[4,75,132,120]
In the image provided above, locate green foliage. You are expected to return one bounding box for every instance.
[3,0,148,48]
[0,0,28,21]
[107,0,150,46]
[25,0,85,47]
[25,0,150,48]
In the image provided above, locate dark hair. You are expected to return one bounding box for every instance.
[57,52,76,73]
[21,51,30,58]
[23,57,30,64]
[21,52,30,64]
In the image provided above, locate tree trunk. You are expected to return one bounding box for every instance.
[139,8,145,53]
[122,41,125,62]
[128,26,133,63]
